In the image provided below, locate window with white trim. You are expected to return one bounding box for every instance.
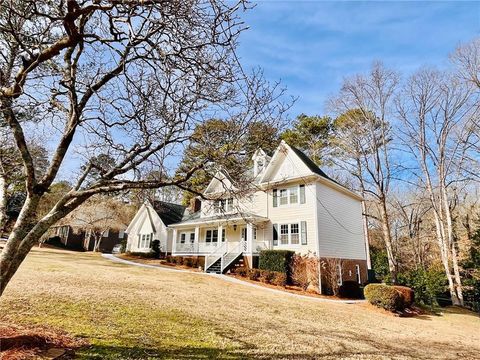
[190,233,195,244]
[274,186,304,207]
[205,229,219,243]
[253,226,257,241]
[355,264,361,284]
[290,223,299,244]
[280,224,289,244]
[279,189,288,205]
[214,198,234,214]
[289,187,298,204]
[221,229,226,242]
[180,233,186,244]
[337,264,343,286]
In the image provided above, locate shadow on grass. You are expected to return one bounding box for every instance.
[76,344,254,360]
[443,305,480,318]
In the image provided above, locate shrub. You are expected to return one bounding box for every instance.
[290,254,319,291]
[339,281,363,299]
[119,238,127,253]
[393,286,414,307]
[259,270,275,284]
[165,256,172,263]
[248,269,261,281]
[397,265,446,307]
[234,266,248,277]
[364,284,405,312]
[150,240,160,259]
[184,258,193,267]
[127,251,156,258]
[259,250,295,276]
[176,257,184,265]
[271,272,287,287]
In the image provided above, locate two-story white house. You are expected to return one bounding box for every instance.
[162,141,370,281]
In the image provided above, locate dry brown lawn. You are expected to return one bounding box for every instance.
[1,247,479,359]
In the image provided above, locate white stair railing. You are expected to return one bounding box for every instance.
[220,242,243,273]
[204,242,227,272]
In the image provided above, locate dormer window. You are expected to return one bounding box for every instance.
[214,198,234,214]
[257,159,264,172]
[252,148,270,177]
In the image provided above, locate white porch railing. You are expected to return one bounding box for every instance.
[205,242,227,271]
[253,240,269,253]
[174,239,270,255]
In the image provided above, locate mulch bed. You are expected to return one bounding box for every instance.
[227,274,357,301]
[117,254,203,272]
[0,323,88,360]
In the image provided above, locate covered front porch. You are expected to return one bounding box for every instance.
[170,214,270,257]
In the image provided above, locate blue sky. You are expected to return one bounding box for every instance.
[237,1,480,118]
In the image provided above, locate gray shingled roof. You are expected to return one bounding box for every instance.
[289,144,339,184]
[152,201,187,226]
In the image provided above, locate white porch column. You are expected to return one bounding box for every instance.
[194,226,200,253]
[218,224,224,251]
[246,222,254,254]
[172,228,178,254]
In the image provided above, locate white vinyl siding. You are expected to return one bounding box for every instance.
[315,182,367,260]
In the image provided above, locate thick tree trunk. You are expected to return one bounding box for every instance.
[0,172,7,236]
[0,193,90,296]
[0,194,41,295]
[379,199,397,282]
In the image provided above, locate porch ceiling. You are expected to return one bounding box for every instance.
[169,212,268,228]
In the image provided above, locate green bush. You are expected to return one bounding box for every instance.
[271,272,287,287]
[259,250,295,276]
[119,238,127,253]
[150,240,160,259]
[364,284,405,312]
[393,286,414,307]
[339,281,363,299]
[370,247,390,282]
[397,266,446,307]
[127,251,156,258]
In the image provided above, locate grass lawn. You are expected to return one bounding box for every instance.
[1,247,479,359]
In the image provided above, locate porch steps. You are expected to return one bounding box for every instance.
[221,252,243,274]
[205,258,222,274]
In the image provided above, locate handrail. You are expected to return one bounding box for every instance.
[205,242,227,271]
[220,242,243,273]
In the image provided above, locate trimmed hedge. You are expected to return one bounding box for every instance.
[259,250,295,275]
[364,284,405,312]
[339,281,363,299]
[127,251,156,258]
[393,285,414,307]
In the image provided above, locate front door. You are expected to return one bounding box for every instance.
[241,227,248,252]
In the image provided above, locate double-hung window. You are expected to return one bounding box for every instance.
[273,185,305,207]
[280,224,289,244]
[290,223,299,244]
[190,233,195,244]
[180,233,186,244]
[279,189,288,206]
[273,222,306,246]
[289,187,298,204]
[205,229,219,243]
[215,198,234,214]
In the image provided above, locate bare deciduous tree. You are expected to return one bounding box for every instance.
[0,1,288,296]
[330,63,400,281]
[396,68,478,305]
